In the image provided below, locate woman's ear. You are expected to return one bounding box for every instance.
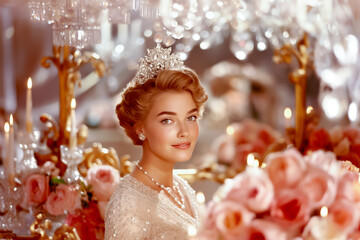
[134,123,144,136]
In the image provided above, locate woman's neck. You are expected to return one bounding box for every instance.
[135,154,175,188]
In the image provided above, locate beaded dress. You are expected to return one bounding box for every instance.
[104,174,199,240]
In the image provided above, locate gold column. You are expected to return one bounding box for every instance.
[274,34,309,150]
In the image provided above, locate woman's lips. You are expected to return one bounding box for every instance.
[172,142,191,149]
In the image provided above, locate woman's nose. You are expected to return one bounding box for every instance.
[177,121,189,138]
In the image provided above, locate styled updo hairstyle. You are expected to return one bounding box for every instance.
[116,68,208,145]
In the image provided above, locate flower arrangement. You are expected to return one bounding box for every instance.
[21,162,120,240]
[213,118,283,170]
[197,148,360,240]
[304,125,360,168]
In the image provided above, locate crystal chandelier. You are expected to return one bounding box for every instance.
[27,0,359,121]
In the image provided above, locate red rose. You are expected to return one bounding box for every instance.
[307,128,332,151]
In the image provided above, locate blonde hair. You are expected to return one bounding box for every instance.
[116,68,208,145]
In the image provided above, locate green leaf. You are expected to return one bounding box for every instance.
[51,177,66,185]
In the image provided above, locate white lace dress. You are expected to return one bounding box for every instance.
[104,174,199,240]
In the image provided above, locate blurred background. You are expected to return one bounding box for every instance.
[1,0,360,198]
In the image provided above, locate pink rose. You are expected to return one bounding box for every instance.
[214,135,235,164]
[303,216,347,240]
[266,148,306,191]
[304,150,339,177]
[348,231,360,240]
[197,201,221,240]
[329,199,359,234]
[86,165,120,201]
[44,184,81,215]
[298,167,337,209]
[213,201,254,237]
[245,219,287,240]
[233,120,257,144]
[336,171,360,202]
[97,200,107,220]
[24,174,49,205]
[225,168,274,213]
[270,189,311,228]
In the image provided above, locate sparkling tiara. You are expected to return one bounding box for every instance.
[131,44,185,85]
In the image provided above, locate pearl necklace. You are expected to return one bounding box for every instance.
[136,162,186,210]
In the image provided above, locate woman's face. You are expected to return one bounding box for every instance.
[141,90,200,164]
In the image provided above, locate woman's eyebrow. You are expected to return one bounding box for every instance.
[157,111,176,117]
[156,108,198,117]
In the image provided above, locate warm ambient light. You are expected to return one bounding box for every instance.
[320,206,328,217]
[196,192,205,205]
[71,98,76,109]
[173,169,197,175]
[27,77,32,89]
[348,102,358,122]
[226,125,235,135]
[188,225,197,237]
[284,107,292,119]
[4,122,9,133]
[9,114,13,126]
[247,153,259,167]
[306,106,313,114]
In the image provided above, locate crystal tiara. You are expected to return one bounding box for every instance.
[131,44,185,85]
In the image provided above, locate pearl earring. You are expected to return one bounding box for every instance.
[139,133,145,141]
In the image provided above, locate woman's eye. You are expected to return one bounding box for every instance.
[188,115,198,121]
[161,119,173,124]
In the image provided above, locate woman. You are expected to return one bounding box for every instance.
[105,45,208,240]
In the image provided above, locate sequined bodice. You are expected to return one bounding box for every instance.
[104,174,199,240]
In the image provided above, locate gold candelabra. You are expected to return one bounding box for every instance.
[41,45,106,146]
[34,45,107,174]
[273,33,309,150]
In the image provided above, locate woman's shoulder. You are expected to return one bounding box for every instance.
[106,175,159,213]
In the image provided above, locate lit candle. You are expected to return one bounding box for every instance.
[284,107,292,129]
[26,77,33,133]
[4,122,9,174]
[8,115,15,188]
[69,98,77,150]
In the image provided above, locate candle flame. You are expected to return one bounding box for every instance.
[71,98,76,109]
[9,114,13,126]
[196,192,205,204]
[284,107,292,119]
[320,206,328,217]
[4,122,9,132]
[226,125,235,135]
[306,106,313,114]
[27,77,32,89]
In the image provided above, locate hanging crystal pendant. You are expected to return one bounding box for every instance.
[314,34,357,89]
[230,31,254,61]
[319,84,349,120]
